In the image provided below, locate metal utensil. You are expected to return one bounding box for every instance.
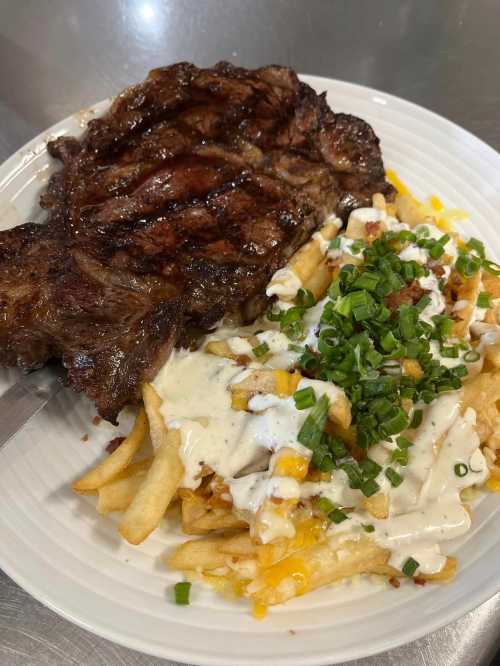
[0,367,63,450]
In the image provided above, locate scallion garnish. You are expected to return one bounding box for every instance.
[174,581,191,605]
[385,467,404,487]
[402,557,419,577]
[293,386,316,410]
[466,237,485,258]
[362,524,375,533]
[409,410,423,429]
[297,394,330,452]
[454,463,468,477]
[252,341,270,358]
[329,508,349,524]
[361,478,380,497]
[464,349,480,363]
[477,292,491,308]
[296,288,316,308]
[316,496,335,514]
[456,253,481,278]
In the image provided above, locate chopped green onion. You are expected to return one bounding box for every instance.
[466,237,485,258]
[396,436,413,449]
[298,394,330,452]
[477,292,491,308]
[288,343,304,353]
[174,582,191,605]
[359,458,382,478]
[464,349,480,362]
[252,341,270,358]
[385,467,404,487]
[328,278,342,300]
[362,524,375,533]
[366,348,384,368]
[456,254,481,278]
[296,288,316,308]
[329,437,348,459]
[482,259,500,276]
[334,294,353,318]
[429,243,445,259]
[341,461,363,489]
[316,497,335,515]
[415,295,431,313]
[299,349,320,372]
[409,410,423,429]
[293,386,316,410]
[454,463,468,478]
[398,305,418,340]
[329,237,341,250]
[380,408,408,436]
[361,478,380,497]
[381,330,399,352]
[329,508,349,524]
[399,230,416,243]
[353,271,380,292]
[402,557,419,577]
[391,448,409,466]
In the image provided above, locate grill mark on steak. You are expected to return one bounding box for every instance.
[0,62,394,422]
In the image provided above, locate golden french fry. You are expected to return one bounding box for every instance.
[248,537,456,606]
[482,272,500,298]
[302,258,333,301]
[119,384,183,544]
[484,343,500,368]
[97,460,151,514]
[168,536,230,571]
[288,219,339,286]
[248,537,391,606]
[449,271,482,337]
[462,370,500,442]
[205,336,259,362]
[218,532,257,557]
[192,509,247,533]
[72,408,148,492]
[363,492,389,519]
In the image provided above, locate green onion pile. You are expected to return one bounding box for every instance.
[267,229,500,494]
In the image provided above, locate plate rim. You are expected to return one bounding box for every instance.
[1,73,500,665]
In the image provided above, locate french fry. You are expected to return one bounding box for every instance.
[462,370,500,442]
[119,385,183,544]
[287,219,339,287]
[482,272,500,298]
[205,336,259,362]
[448,271,482,337]
[218,532,257,557]
[302,258,333,301]
[96,459,151,514]
[168,536,231,571]
[72,408,148,492]
[248,537,390,605]
[192,509,247,533]
[248,537,456,606]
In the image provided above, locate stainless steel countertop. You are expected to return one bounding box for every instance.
[1,1,500,664]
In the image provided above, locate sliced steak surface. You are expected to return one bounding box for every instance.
[0,62,393,422]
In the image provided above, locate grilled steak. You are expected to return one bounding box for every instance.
[0,62,393,422]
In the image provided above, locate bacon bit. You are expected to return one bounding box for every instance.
[414,577,427,587]
[92,415,102,426]
[106,436,125,454]
[429,262,446,278]
[365,221,381,239]
[289,629,297,636]
[388,577,401,589]
[235,354,251,366]
[385,282,426,311]
[80,433,89,442]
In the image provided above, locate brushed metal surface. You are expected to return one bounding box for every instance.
[1,1,500,664]
[0,369,62,450]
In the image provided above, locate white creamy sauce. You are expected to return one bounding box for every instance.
[328,236,364,261]
[266,267,302,300]
[229,472,301,513]
[154,351,343,491]
[418,271,446,324]
[399,244,429,264]
[429,340,464,369]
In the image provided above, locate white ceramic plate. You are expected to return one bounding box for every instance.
[1,75,500,666]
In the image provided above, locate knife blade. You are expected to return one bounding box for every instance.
[0,367,63,450]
